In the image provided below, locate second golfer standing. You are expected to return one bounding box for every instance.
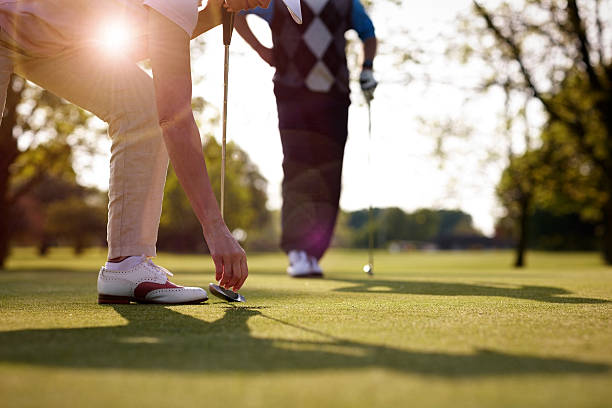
[236,0,378,278]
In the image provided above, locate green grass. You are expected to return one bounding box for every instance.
[1,247,611,408]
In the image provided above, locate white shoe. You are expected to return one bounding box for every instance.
[287,250,324,278]
[97,256,208,304]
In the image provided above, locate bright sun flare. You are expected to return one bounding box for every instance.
[99,22,131,54]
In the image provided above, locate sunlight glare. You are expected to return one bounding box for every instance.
[99,22,132,55]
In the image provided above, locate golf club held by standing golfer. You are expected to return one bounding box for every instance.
[360,69,377,102]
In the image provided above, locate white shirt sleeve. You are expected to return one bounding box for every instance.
[143,0,199,36]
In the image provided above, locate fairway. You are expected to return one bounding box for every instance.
[1,248,611,408]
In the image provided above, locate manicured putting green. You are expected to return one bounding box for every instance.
[1,248,611,408]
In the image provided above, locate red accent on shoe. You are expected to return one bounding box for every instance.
[133,281,181,300]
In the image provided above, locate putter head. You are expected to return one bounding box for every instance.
[363,264,373,276]
[209,283,246,303]
[281,0,302,24]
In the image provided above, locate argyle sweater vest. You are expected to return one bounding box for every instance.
[271,0,352,96]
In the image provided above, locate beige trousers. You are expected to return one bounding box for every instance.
[0,34,168,258]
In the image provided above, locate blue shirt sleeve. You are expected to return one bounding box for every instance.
[239,0,275,24]
[351,0,375,40]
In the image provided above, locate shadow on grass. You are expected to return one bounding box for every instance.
[0,305,608,377]
[329,278,610,304]
[2,267,608,305]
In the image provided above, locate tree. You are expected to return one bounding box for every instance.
[202,137,270,236]
[345,207,481,249]
[44,195,107,254]
[497,75,606,256]
[12,173,107,255]
[453,0,611,263]
[474,0,612,264]
[0,76,104,268]
[497,206,599,251]
[496,148,539,266]
[158,136,270,253]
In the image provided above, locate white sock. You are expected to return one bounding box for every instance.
[104,255,145,272]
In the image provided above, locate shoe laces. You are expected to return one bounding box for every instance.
[144,257,174,279]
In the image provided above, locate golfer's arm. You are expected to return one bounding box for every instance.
[235,14,267,55]
[149,11,224,230]
[191,5,223,39]
[362,36,377,65]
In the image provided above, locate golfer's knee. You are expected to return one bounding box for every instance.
[109,107,161,142]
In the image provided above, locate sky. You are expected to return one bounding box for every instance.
[81,0,515,236]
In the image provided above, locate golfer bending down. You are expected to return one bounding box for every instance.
[0,0,294,304]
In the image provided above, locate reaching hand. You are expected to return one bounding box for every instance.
[360,69,377,102]
[204,219,248,291]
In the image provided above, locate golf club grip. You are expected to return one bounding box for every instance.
[222,8,235,46]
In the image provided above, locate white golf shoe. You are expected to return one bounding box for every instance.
[97,256,208,304]
[287,250,324,278]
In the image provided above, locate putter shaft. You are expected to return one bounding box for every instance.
[221,44,230,218]
[366,99,374,273]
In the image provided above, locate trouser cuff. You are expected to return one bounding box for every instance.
[107,244,156,259]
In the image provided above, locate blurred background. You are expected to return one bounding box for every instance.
[0,0,610,268]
